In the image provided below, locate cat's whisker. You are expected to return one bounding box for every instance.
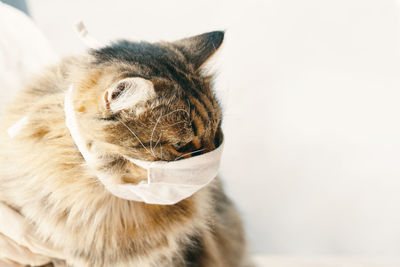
[150,131,163,158]
[117,118,152,155]
[150,114,163,158]
[159,108,191,122]
[186,99,193,124]
[154,132,163,151]
[161,120,187,128]
[174,148,205,161]
[171,108,191,119]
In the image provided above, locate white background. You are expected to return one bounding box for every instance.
[25,0,400,260]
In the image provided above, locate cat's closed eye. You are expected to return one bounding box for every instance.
[172,141,198,154]
[173,142,184,148]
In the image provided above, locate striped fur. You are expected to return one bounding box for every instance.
[0,32,250,266]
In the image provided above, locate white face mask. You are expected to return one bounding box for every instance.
[63,85,223,205]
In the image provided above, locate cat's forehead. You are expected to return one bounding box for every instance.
[88,41,212,101]
[91,41,188,75]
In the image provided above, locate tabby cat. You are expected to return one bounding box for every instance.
[0,31,249,266]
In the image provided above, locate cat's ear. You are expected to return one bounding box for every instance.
[174,31,224,71]
[104,77,155,112]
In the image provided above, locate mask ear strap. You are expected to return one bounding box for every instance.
[75,21,103,49]
[123,156,153,185]
[64,85,96,164]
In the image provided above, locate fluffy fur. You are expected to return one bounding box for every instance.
[0,32,249,266]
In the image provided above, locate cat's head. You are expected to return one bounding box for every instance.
[71,31,224,163]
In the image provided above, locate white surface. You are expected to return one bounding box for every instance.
[0,2,57,110]
[253,255,400,267]
[26,0,400,260]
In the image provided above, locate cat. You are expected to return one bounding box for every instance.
[0,31,250,267]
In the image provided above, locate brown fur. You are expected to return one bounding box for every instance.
[0,32,250,266]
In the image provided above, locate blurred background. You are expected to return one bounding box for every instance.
[3,0,400,265]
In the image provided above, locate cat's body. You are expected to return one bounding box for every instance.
[0,32,249,266]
